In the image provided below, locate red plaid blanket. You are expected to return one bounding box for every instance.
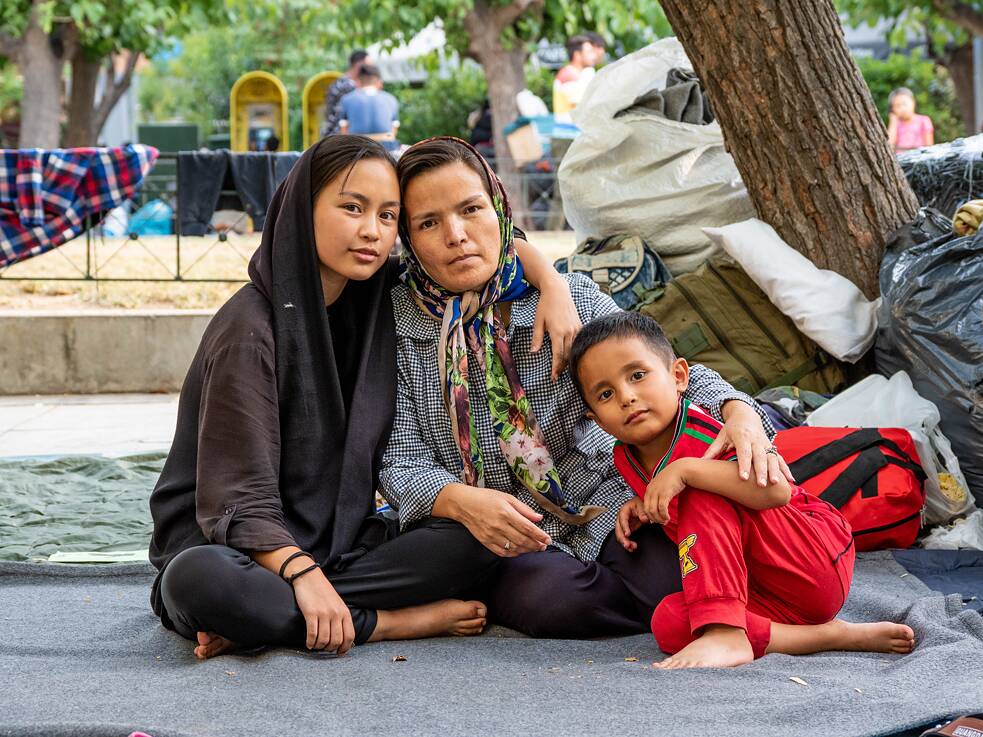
[0,144,158,268]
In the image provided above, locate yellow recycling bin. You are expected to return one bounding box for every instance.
[230,71,289,152]
[302,71,343,149]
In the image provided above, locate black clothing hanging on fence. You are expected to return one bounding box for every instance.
[176,150,301,235]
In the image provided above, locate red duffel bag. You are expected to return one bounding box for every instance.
[773,427,927,551]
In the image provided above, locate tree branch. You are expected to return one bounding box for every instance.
[932,0,983,37]
[493,0,545,30]
[464,0,544,60]
[94,51,139,133]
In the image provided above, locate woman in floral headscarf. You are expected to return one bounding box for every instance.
[381,137,786,637]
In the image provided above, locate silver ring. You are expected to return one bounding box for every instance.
[503,540,512,551]
[765,446,779,456]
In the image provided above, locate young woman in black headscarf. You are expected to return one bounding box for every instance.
[148,136,580,659]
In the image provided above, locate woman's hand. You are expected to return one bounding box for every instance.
[437,484,551,557]
[291,568,356,655]
[615,497,649,552]
[703,400,793,487]
[532,276,582,381]
[644,463,688,525]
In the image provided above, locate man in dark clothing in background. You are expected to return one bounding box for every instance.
[322,50,372,137]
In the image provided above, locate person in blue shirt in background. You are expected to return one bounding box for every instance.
[340,65,401,152]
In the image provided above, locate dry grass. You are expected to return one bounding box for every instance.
[0,231,577,311]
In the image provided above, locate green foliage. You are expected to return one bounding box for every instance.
[858,52,963,142]
[835,0,975,54]
[391,63,488,143]
[138,3,349,144]
[0,59,20,147]
[524,65,554,110]
[138,28,254,139]
[0,1,227,60]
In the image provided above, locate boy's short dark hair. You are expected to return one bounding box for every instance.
[349,50,369,68]
[569,311,676,400]
[358,64,381,82]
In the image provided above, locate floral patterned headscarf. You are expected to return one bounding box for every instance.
[399,137,604,526]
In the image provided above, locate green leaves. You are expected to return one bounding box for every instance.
[858,51,963,141]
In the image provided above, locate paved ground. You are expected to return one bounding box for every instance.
[0,393,178,458]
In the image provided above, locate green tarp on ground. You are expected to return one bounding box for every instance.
[0,454,163,562]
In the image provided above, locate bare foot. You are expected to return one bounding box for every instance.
[653,625,754,669]
[370,599,487,642]
[823,619,916,654]
[194,631,238,660]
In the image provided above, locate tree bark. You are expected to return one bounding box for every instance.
[65,52,139,147]
[660,0,920,298]
[64,55,101,147]
[17,5,65,148]
[465,0,544,229]
[940,42,975,135]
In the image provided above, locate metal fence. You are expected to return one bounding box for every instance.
[0,152,570,284]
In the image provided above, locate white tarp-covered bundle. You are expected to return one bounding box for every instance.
[558,38,755,275]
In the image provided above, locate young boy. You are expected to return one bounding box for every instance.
[569,312,916,669]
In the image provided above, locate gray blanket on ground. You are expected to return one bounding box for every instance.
[2,552,982,737]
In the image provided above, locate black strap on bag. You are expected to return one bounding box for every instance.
[787,429,927,510]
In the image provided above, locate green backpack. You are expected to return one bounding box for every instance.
[634,257,846,396]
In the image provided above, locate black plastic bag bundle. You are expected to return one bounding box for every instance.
[877,208,983,506]
[898,135,983,219]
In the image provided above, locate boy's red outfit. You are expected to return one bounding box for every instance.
[613,399,855,658]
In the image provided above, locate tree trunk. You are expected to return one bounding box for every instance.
[64,55,101,147]
[941,42,975,136]
[65,52,139,147]
[17,12,64,148]
[660,0,920,298]
[465,0,543,229]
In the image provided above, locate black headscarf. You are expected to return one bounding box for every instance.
[247,142,397,569]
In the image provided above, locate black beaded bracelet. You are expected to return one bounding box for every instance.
[287,563,320,586]
[278,550,315,580]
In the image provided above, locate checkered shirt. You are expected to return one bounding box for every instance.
[0,144,158,268]
[380,272,775,562]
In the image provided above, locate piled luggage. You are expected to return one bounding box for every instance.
[556,37,982,551]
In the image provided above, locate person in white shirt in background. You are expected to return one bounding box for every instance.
[553,34,605,123]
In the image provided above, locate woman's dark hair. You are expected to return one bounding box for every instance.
[310,135,396,201]
[396,138,494,233]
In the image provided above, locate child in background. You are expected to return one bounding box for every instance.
[888,87,934,152]
[569,312,916,669]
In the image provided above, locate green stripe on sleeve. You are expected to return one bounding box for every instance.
[683,428,716,445]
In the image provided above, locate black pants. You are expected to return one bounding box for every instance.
[158,517,499,647]
[485,524,683,638]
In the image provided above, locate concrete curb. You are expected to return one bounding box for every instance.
[0,310,214,394]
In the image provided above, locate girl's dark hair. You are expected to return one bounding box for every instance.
[310,135,396,201]
[396,138,494,234]
[888,87,915,106]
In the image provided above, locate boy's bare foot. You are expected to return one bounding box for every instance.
[766,618,916,656]
[822,619,915,654]
[654,624,754,669]
[194,631,238,660]
[370,599,488,642]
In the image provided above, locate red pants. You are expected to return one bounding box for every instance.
[653,488,855,659]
